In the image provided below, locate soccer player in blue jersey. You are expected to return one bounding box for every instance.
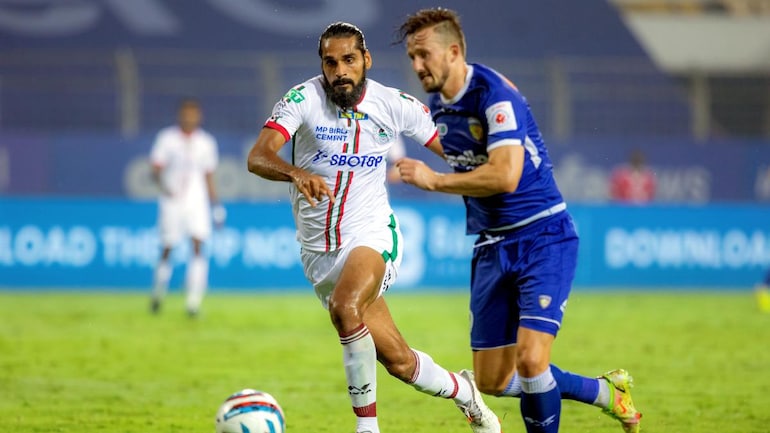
[396,8,642,433]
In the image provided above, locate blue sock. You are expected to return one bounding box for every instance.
[550,364,599,404]
[519,369,561,433]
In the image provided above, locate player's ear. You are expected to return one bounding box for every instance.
[364,50,372,70]
[449,43,461,62]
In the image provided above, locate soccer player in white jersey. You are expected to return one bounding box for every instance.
[247,22,500,433]
[396,8,642,433]
[149,98,224,317]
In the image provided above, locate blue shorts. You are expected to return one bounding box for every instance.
[469,211,578,350]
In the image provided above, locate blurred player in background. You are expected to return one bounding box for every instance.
[149,98,225,317]
[396,8,642,433]
[247,22,500,433]
[609,149,656,204]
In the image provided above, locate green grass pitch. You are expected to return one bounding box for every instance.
[1,289,768,432]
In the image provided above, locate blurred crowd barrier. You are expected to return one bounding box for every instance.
[0,48,696,139]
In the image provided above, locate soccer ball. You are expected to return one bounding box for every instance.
[215,389,286,433]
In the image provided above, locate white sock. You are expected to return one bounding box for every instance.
[153,260,171,299]
[594,378,611,408]
[356,417,378,433]
[409,349,472,404]
[185,255,208,312]
[340,324,378,432]
[520,369,557,394]
[501,372,522,397]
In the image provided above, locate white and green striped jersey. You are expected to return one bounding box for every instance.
[265,76,437,252]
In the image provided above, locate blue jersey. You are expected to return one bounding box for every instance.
[429,63,565,234]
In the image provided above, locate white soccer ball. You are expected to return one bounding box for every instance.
[215,389,286,433]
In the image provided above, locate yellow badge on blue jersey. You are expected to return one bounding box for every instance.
[468,117,483,141]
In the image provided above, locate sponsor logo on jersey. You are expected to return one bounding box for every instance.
[486,100,517,134]
[271,99,289,122]
[338,110,369,120]
[310,149,384,168]
[445,150,489,169]
[314,125,348,142]
[283,86,305,103]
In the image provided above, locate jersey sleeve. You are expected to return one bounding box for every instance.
[482,81,528,152]
[203,134,219,173]
[387,136,406,161]
[395,90,438,147]
[149,130,169,167]
[264,84,310,142]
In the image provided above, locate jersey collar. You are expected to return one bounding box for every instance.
[439,64,473,105]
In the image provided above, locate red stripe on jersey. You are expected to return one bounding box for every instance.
[422,130,439,147]
[335,171,353,246]
[324,171,344,251]
[264,121,290,142]
[353,120,361,153]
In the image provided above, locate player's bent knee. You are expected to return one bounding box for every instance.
[515,345,551,377]
[327,301,364,333]
[475,374,508,396]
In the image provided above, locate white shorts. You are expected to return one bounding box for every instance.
[300,214,403,309]
[157,197,212,247]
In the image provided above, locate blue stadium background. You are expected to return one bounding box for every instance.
[1,0,769,290]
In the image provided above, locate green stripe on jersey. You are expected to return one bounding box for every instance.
[381,214,399,263]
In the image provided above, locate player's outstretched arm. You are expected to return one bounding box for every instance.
[398,145,524,197]
[247,127,334,207]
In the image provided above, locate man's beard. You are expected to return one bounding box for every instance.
[419,64,449,93]
[422,75,445,93]
[323,73,366,110]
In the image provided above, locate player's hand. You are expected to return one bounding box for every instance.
[396,158,439,191]
[291,171,335,207]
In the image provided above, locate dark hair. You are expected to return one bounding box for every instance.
[395,8,466,56]
[318,22,368,57]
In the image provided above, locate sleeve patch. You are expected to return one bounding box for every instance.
[485,101,517,135]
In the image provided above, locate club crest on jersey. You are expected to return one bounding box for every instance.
[468,117,484,141]
[538,295,552,309]
[374,126,394,144]
[338,110,369,120]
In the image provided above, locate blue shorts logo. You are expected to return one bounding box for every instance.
[538,295,552,309]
